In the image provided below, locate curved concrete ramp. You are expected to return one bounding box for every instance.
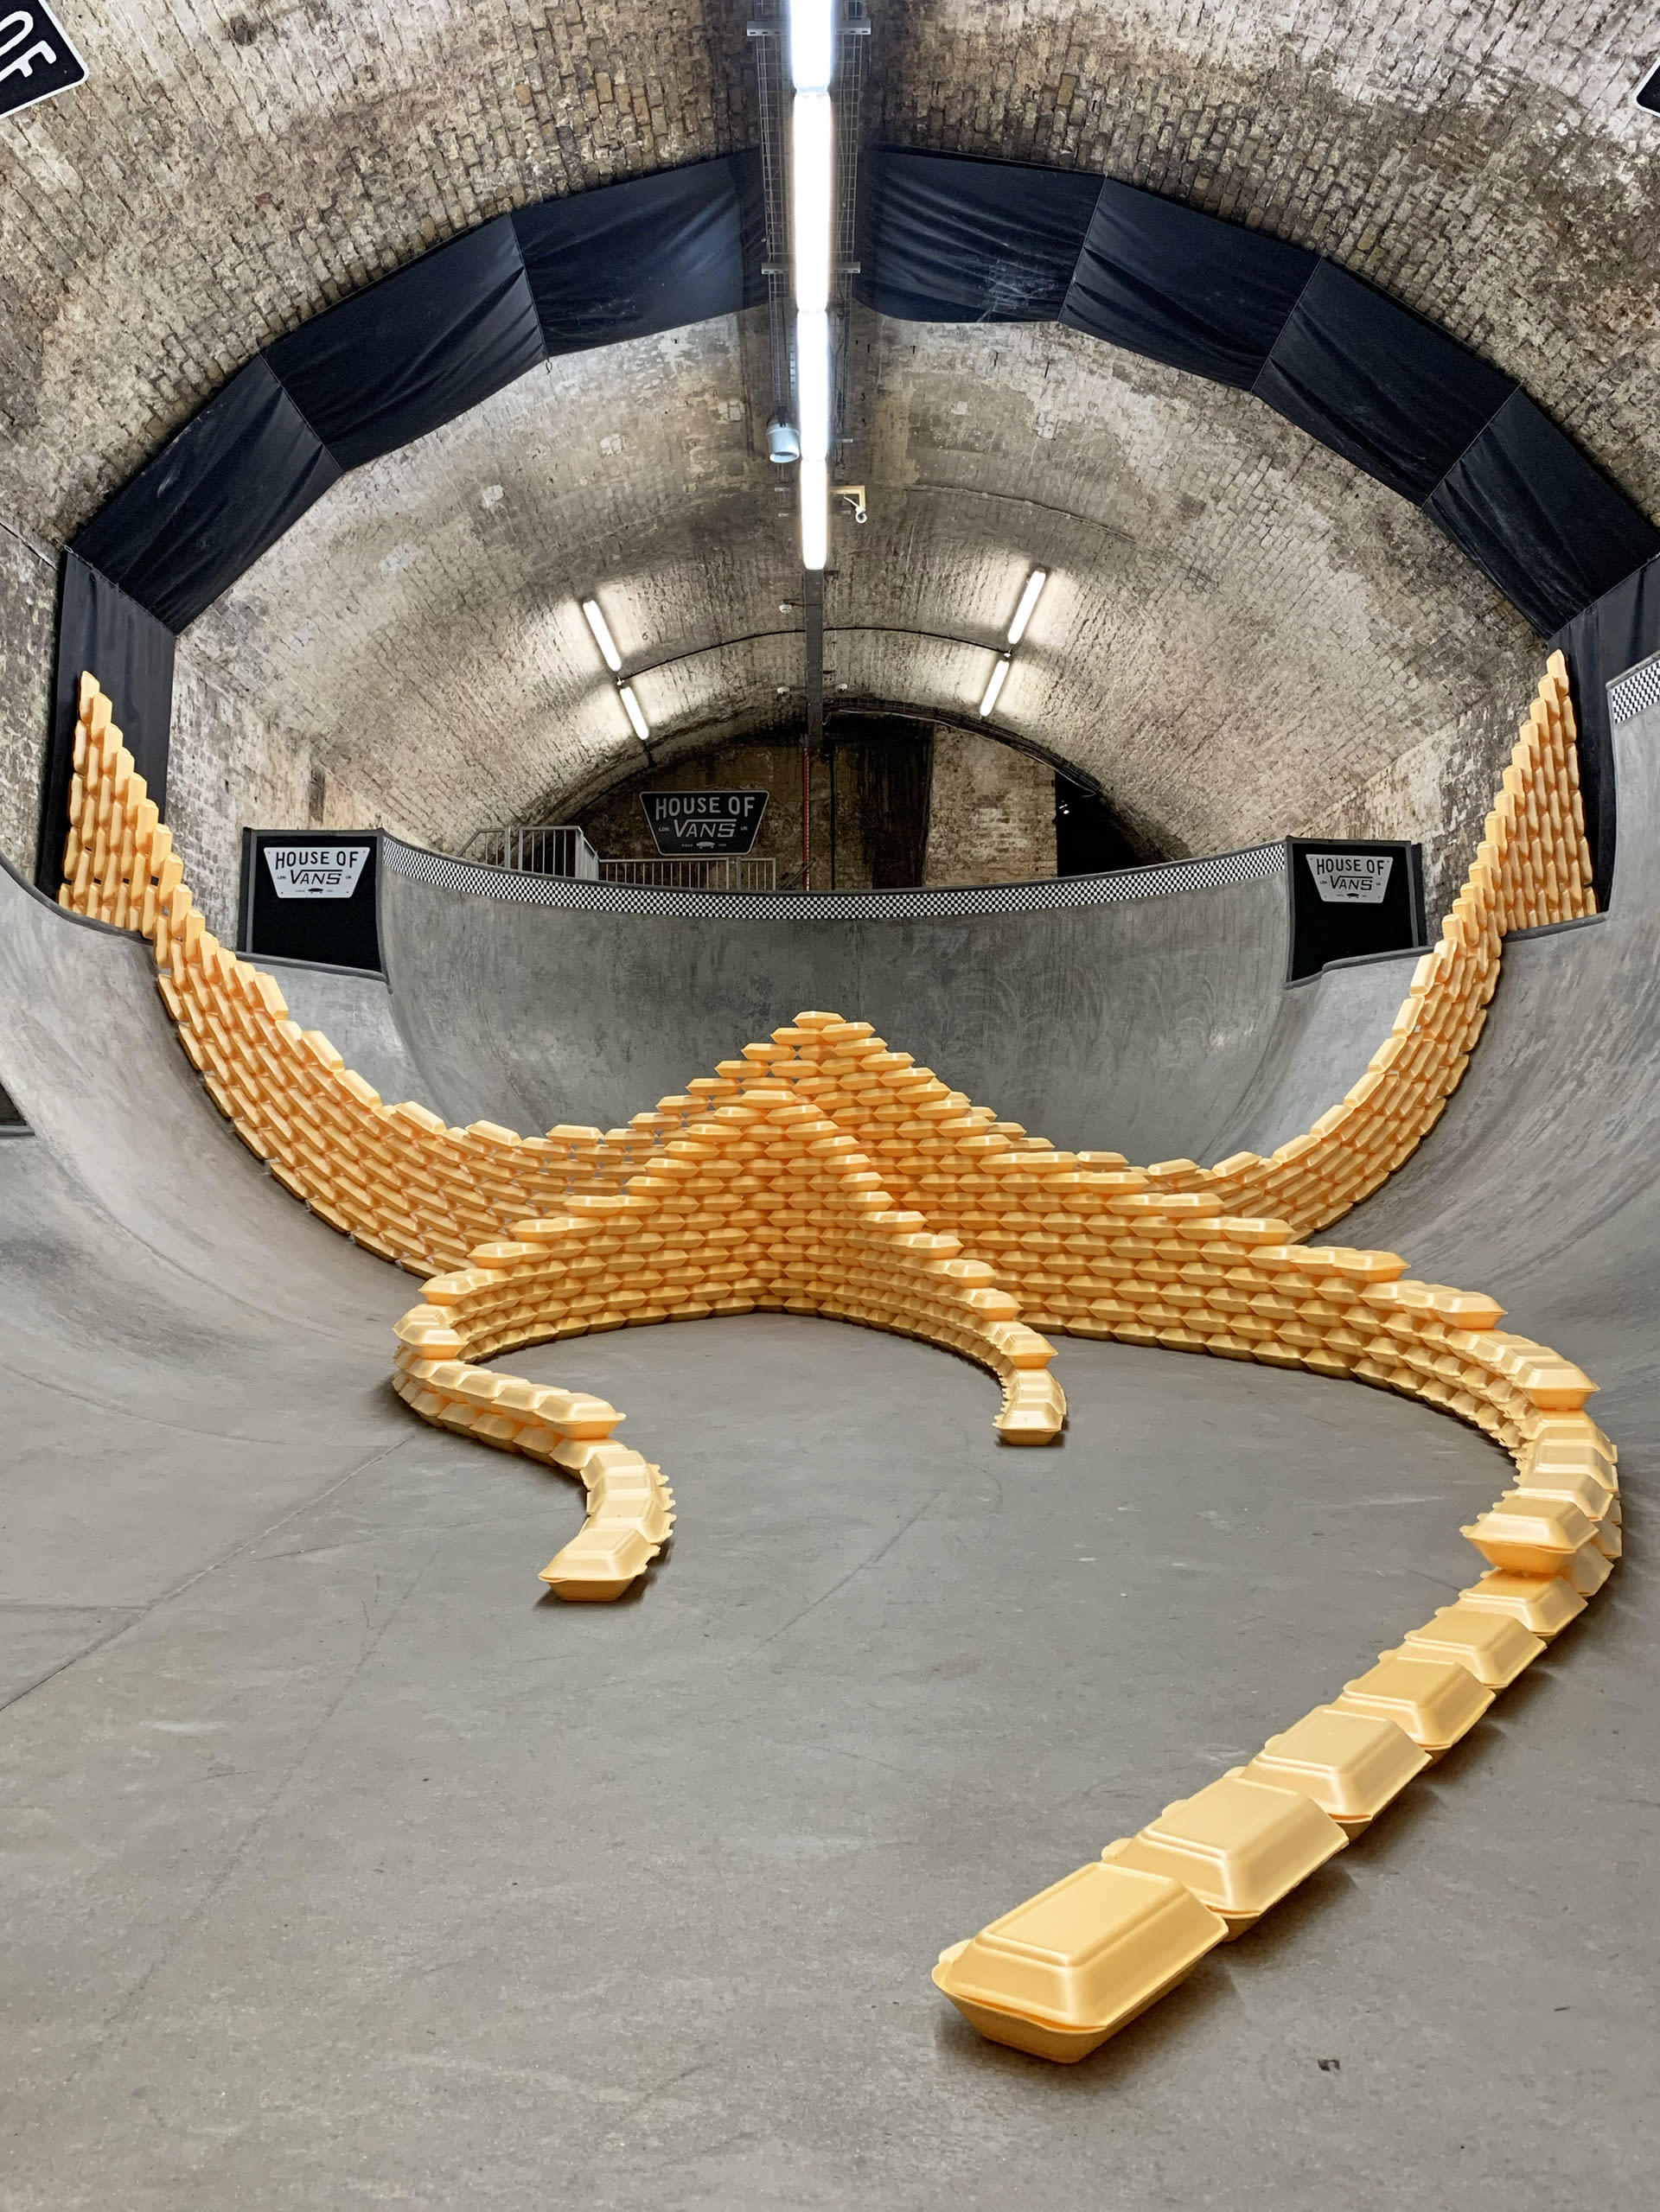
[377,860,1295,1159]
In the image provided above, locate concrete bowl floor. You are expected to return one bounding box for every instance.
[2,1316,1653,2211]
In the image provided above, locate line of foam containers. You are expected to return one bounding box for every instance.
[931,1343,1618,2060]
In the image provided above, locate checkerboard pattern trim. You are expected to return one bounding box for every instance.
[380,838,1285,919]
[1606,651,1660,730]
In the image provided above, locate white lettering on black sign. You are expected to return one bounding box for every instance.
[1306,851,1394,906]
[264,844,372,901]
[642,788,769,856]
[0,3,86,118]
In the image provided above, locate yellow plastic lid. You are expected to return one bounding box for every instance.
[1242,1705,1428,1830]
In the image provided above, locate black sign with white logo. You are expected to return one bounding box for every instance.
[239,830,382,972]
[1286,838,1427,982]
[0,3,86,119]
[641,788,769,855]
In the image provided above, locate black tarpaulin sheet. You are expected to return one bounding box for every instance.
[855,149,1103,322]
[1253,259,1516,502]
[38,555,176,888]
[1059,180,1316,388]
[1551,548,1660,907]
[1429,391,1660,639]
[513,153,764,351]
[264,218,545,471]
[71,358,342,632]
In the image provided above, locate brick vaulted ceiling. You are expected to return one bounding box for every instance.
[5,2,1660,883]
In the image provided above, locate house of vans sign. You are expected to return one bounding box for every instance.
[1306,851,1394,904]
[0,4,86,119]
[1286,838,1427,982]
[264,843,372,899]
[642,789,768,856]
[239,831,382,973]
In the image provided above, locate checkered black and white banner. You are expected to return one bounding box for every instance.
[382,837,1284,920]
[1607,650,1660,730]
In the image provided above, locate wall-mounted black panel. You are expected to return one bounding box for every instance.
[855,149,1103,323]
[1550,545,1660,908]
[1428,390,1660,639]
[1286,838,1427,981]
[265,220,544,471]
[38,555,176,889]
[71,359,342,631]
[1254,260,1516,502]
[1060,180,1316,389]
[513,153,765,352]
[239,831,382,972]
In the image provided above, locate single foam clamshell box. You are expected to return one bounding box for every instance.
[1510,1469,1614,1521]
[1240,1705,1429,1833]
[540,1524,657,1601]
[932,1860,1227,2063]
[1400,1603,1546,1688]
[1459,1568,1587,1639]
[1333,1652,1494,1756]
[1460,1493,1596,1576]
[1101,1773,1348,1935]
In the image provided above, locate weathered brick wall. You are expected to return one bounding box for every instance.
[924,730,1057,885]
[3,0,1651,921]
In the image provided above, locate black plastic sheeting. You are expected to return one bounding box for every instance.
[1429,392,1660,641]
[40,555,176,888]
[40,154,762,889]
[858,150,1103,322]
[1061,180,1317,390]
[1550,548,1660,909]
[73,358,342,634]
[514,155,765,352]
[857,148,1660,641]
[265,221,545,475]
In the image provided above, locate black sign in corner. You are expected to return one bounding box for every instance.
[0,4,87,121]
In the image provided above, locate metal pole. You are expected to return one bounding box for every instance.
[803,565,824,890]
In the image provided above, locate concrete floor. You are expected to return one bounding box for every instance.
[4,1316,1653,2211]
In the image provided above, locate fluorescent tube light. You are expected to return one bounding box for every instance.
[788,0,835,91]
[581,597,622,673]
[980,653,1012,719]
[1006,567,1048,647]
[618,683,650,744]
[791,92,833,311]
[800,455,828,571]
[795,307,831,463]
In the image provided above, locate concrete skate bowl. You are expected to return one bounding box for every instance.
[2,675,1655,2202]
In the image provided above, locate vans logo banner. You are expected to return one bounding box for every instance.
[264,844,372,900]
[1306,851,1394,906]
[642,789,769,856]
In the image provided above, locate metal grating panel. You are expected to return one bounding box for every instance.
[382,838,1284,921]
[1606,649,1660,730]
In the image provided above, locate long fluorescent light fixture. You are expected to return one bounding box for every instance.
[788,0,835,570]
[980,653,1012,719]
[788,0,835,89]
[1006,567,1048,647]
[618,683,650,745]
[581,596,622,673]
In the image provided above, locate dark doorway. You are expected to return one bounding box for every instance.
[830,717,934,887]
[1054,773,1142,875]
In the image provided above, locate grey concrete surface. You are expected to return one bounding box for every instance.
[1,702,1656,2207]
[378,863,1299,1158]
